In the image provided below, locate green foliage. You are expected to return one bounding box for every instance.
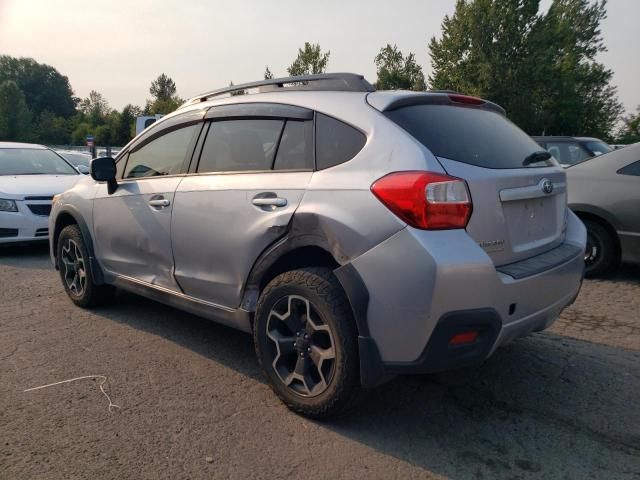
[78,90,111,124]
[428,0,622,138]
[0,80,33,141]
[112,105,139,145]
[264,66,274,80]
[287,42,330,76]
[374,44,426,91]
[150,73,177,102]
[35,110,70,144]
[71,122,92,145]
[146,74,182,114]
[615,106,640,144]
[0,55,76,118]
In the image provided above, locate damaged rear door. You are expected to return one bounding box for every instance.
[171,103,314,308]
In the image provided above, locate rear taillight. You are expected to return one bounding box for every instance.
[371,171,472,230]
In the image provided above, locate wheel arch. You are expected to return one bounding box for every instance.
[242,227,386,388]
[52,206,104,284]
[571,207,621,257]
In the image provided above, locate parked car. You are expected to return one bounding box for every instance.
[49,74,586,418]
[0,142,80,244]
[532,136,612,167]
[56,150,92,174]
[567,142,640,276]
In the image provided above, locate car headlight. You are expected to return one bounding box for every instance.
[0,199,18,212]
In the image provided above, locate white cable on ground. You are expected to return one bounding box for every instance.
[24,375,120,412]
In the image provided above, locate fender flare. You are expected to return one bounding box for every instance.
[53,205,105,284]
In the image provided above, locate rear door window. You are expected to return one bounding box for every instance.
[273,120,313,170]
[315,113,366,170]
[385,105,556,169]
[198,119,284,173]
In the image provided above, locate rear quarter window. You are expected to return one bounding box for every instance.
[315,113,366,170]
[617,160,640,176]
[385,104,555,169]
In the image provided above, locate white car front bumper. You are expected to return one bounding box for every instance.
[0,199,51,243]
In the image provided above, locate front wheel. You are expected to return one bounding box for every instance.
[57,224,114,308]
[253,268,360,418]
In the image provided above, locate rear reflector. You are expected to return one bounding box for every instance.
[371,171,472,229]
[449,331,479,346]
[448,94,485,105]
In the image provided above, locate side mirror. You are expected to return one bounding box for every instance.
[90,156,118,194]
[77,164,90,175]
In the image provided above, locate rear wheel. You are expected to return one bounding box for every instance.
[583,219,618,278]
[57,225,113,307]
[253,267,360,418]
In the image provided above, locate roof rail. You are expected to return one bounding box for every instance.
[179,73,375,109]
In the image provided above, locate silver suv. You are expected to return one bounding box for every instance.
[50,73,586,417]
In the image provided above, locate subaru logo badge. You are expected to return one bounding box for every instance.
[541,179,554,194]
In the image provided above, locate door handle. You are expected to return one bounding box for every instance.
[148,198,170,208]
[252,197,287,208]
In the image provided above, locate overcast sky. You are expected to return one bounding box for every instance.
[1,0,638,114]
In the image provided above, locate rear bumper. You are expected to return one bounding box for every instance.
[348,210,586,385]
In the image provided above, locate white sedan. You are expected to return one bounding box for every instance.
[0,142,81,244]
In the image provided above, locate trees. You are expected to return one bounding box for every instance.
[0,80,33,141]
[0,55,77,119]
[287,42,330,76]
[374,44,426,91]
[264,66,274,80]
[35,111,70,144]
[615,106,640,144]
[428,0,622,138]
[78,90,111,124]
[146,74,182,114]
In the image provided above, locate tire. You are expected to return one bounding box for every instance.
[583,219,618,278]
[57,224,114,308]
[254,267,360,419]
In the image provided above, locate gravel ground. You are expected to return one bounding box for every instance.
[1,243,639,480]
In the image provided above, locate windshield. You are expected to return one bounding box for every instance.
[0,148,78,175]
[583,141,612,156]
[59,152,91,167]
[385,104,558,169]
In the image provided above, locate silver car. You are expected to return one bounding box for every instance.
[567,142,640,276]
[49,74,586,417]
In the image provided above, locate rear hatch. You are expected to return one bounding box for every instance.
[383,98,567,266]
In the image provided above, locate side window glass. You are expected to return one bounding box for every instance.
[617,160,640,176]
[198,119,284,173]
[315,113,366,170]
[273,120,313,170]
[546,142,589,166]
[124,125,198,178]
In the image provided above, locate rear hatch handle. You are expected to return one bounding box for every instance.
[499,178,566,202]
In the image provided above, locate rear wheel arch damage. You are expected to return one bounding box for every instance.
[243,238,387,389]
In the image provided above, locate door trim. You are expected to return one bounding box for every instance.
[107,273,252,333]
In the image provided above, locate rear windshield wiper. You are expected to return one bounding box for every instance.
[523,150,552,166]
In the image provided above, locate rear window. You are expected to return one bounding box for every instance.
[385,105,556,169]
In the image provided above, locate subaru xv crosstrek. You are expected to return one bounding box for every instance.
[50,73,586,418]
